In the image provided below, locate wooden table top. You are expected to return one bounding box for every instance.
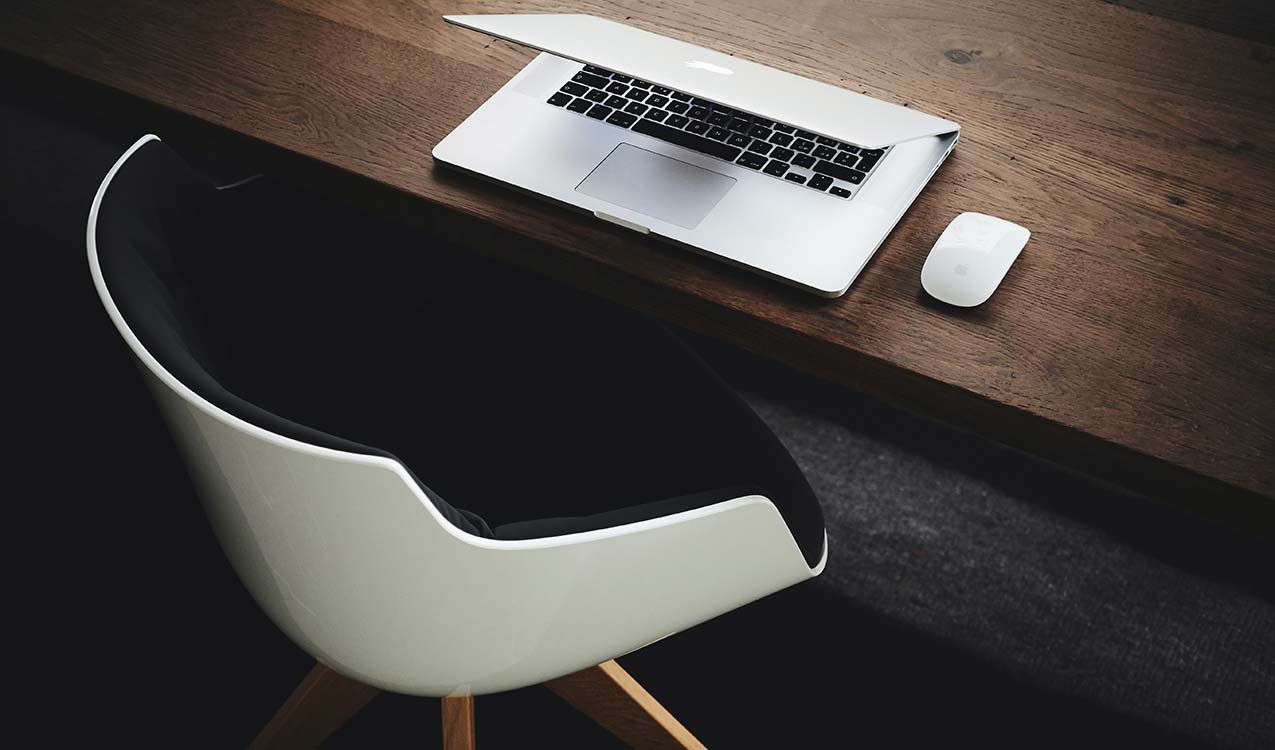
[4,0,1272,519]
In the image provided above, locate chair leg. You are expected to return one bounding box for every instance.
[545,660,705,750]
[249,661,379,749]
[441,695,476,750]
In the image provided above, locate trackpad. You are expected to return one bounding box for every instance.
[576,144,736,230]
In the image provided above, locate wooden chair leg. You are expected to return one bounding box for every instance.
[249,661,379,749]
[441,695,476,750]
[545,660,705,750]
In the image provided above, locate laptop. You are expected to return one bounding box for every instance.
[434,14,960,297]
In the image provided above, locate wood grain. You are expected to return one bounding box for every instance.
[546,659,704,749]
[249,661,378,749]
[1,0,1272,521]
[441,695,476,750]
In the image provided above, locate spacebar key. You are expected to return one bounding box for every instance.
[631,119,742,161]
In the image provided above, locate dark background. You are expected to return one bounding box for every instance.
[3,66,1272,748]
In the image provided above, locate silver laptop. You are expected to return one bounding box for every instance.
[434,14,960,297]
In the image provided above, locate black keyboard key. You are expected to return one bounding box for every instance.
[626,89,648,102]
[813,145,836,160]
[712,106,736,117]
[561,81,588,96]
[708,112,730,127]
[692,97,714,107]
[813,160,866,183]
[771,147,795,162]
[607,111,638,128]
[793,153,815,168]
[583,65,611,76]
[830,186,852,198]
[785,173,807,184]
[795,129,817,140]
[688,106,709,120]
[652,85,672,95]
[670,91,692,101]
[792,139,815,153]
[838,143,860,153]
[749,124,772,139]
[585,88,608,102]
[727,133,751,148]
[606,82,629,95]
[625,101,648,115]
[769,132,793,146]
[729,118,752,133]
[708,126,730,141]
[605,95,627,108]
[610,73,632,83]
[586,104,612,120]
[567,97,593,113]
[754,117,775,128]
[686,119,709,134]
[834,151,858,167]
[763,159,789,177]
[630,118,744,161]
[646,94,669,108]
[644,108,669,122]
[631,80,652,89]
[737,152,766,170]
[666,114,690,128]
[856,154,881,172]
[573,72,610,88]
[667,100,690,114]
[773,123,795,133]
[547,92,571,107]
[808,174,833,191]
[816,136,838,146]
[748,140,773,155]
[860,148,885,158]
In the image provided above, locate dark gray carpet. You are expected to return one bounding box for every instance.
[708,345,1275,748]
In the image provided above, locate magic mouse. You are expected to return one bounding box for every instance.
[921,212,1030,307]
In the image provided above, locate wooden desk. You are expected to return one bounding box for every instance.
[3,1,1272,521]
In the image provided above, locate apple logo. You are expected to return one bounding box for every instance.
[684,60,734,75]
[954,263,969,276]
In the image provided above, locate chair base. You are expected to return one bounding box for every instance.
[250,659,704,749]
[247,662,378,749]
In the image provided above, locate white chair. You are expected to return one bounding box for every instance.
[88,134,826,748]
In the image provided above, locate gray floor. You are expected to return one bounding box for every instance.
[701,341,1275,748]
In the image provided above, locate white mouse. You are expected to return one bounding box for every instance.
[921,212,1030,307]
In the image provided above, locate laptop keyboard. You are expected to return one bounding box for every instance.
[548,64,888,200]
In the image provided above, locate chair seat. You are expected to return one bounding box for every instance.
[297,271,825,565]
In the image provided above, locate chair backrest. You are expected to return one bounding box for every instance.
[88,135,819,696]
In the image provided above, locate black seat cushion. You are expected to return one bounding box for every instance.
[298,270,824,564]
[95,139,825,565]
